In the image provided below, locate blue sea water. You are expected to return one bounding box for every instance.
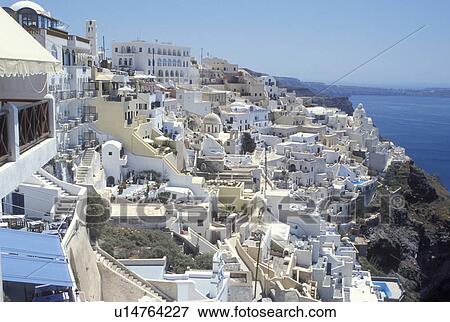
[349,95,450,190]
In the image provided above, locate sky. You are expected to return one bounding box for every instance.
[8,0,450,88]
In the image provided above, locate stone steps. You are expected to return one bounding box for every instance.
[94,251,166,301]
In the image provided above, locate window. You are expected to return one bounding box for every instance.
[108,152,112,156]
[139,47,142,52]
[51,45,58,59]
[115,48,118,52]
[119,58,122,65]
[197,220,204,227]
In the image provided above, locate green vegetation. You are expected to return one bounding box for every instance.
[98,226,213,273]
[86,195,111,241]
[240,132,256,154]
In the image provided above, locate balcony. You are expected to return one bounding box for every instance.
[82,105,98,123]
[53,90,94,103]
[0,98,57,199]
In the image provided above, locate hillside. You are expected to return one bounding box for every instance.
[359,162,450,301]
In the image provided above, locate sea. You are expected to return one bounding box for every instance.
[349,95,450,190]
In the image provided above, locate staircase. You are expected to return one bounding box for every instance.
[94,247,173,302]
[34,172,79,221]
[35,172,71,197]
[76,148,95,184]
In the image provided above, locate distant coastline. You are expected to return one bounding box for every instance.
[244,68,450,99]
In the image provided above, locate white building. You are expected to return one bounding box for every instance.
[177,89,212,117]
[112,40,196,85]
[102,140,127,186]
[220,101,270,132]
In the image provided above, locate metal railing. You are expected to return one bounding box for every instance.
[0,111,8,165]
[53,90,94,103]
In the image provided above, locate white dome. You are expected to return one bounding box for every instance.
[203,112,222,125]
[10,1,51,17]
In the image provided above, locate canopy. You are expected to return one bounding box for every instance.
[0,229,73,287]
[118,85,134,94]
[132,74,156,80]
[155,135,170,142]
[95,74,113,81]
[0,8,61,77]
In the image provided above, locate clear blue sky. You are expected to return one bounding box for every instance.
[10,0,450,88]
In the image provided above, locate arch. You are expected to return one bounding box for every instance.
[51,45,58,59]
[289,164,296,172]
[163,48,167,55]
[177,50,181,56]
[64,49,71,66]
[167,59,172,67]
[177,59,181,67]
[168,49,172,55]
[175,70,179,77]
[106,176,115,187]
[72,50,76,65]
[129,58,133,66]
[158,70,164,77]
[157,48,162,55]
[170,70,174,77]
[172,59,176,66]
[119,58,122,65]
[180,71,184,77]
[165,70,169,77]
[126,46,131,53]
[157,58,162,66]
[163,58,167,66]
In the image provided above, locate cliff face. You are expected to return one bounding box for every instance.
[360,162,450,301]
[307,96,354,115]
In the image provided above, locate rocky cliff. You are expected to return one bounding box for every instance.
[359,162,450,301]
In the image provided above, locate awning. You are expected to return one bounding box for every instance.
[95,74,113,81]
[118,85,134,94]
[0,8,61,77]
[0,229,73,287]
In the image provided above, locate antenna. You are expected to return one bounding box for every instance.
[201,48,203,84]
[102,36,106,60]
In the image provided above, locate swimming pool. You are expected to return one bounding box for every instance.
[373,281,392,298]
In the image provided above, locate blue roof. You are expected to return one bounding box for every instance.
[0,229,73,287]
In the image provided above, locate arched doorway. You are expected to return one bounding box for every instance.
[106,176,115,187]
